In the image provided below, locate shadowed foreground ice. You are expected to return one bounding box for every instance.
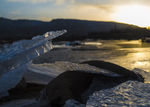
[32,62,150,107]
[1,61,150,107]
[33,62,150,107]
[1,38,150,107]
[63,80,150,107]
[87,81,150,107]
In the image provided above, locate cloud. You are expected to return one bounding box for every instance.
[74,0,150,5]
[75,0,113,5]
[7,0,49,3]
[62,4,114,21]
[55,0,65,5]
[70,0,150,15]
[7,0,150,5]
[7,0,68,4]
[5,0,150,22]
[10,10,21,15]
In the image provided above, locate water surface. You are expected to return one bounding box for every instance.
[47,40,150,72]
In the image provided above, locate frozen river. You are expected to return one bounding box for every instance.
[32,40,150,107]
[34,40,150,72]
[1,39,150,107]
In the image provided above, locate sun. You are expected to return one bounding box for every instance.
[113,4,150,27]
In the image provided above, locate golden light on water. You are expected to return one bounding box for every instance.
[84,42,102,46]
[119,40,142,45]
[113,4,150,27]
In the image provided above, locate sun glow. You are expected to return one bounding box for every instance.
[113,4,150,27]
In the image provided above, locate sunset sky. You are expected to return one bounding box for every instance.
[0,0,150,27]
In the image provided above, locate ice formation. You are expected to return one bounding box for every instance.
[63,99,85,107]
[87,80,150,107]
[0,30,67,98]
[25,61,122,85]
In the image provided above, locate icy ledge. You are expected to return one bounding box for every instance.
[0,30,67,98]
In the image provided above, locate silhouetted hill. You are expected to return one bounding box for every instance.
[50,19,137,34]
[0,17,150,43]
[0,17,50,42]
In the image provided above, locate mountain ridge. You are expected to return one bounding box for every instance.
[0,17,149,43]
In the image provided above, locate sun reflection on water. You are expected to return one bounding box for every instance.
[119,40,142,45]
[116,49,150,72]
[107,41,150,72]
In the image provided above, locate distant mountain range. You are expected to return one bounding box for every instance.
[0,17,149,43]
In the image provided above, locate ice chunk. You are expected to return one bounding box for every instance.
[0,64,27,98]
[132,68,150,83]
[24,61,122,85]
[0,30,67,98]
[0,99,38,107]
[0,30,66,75]
[87,81,150,107]
[63,99,85,107]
